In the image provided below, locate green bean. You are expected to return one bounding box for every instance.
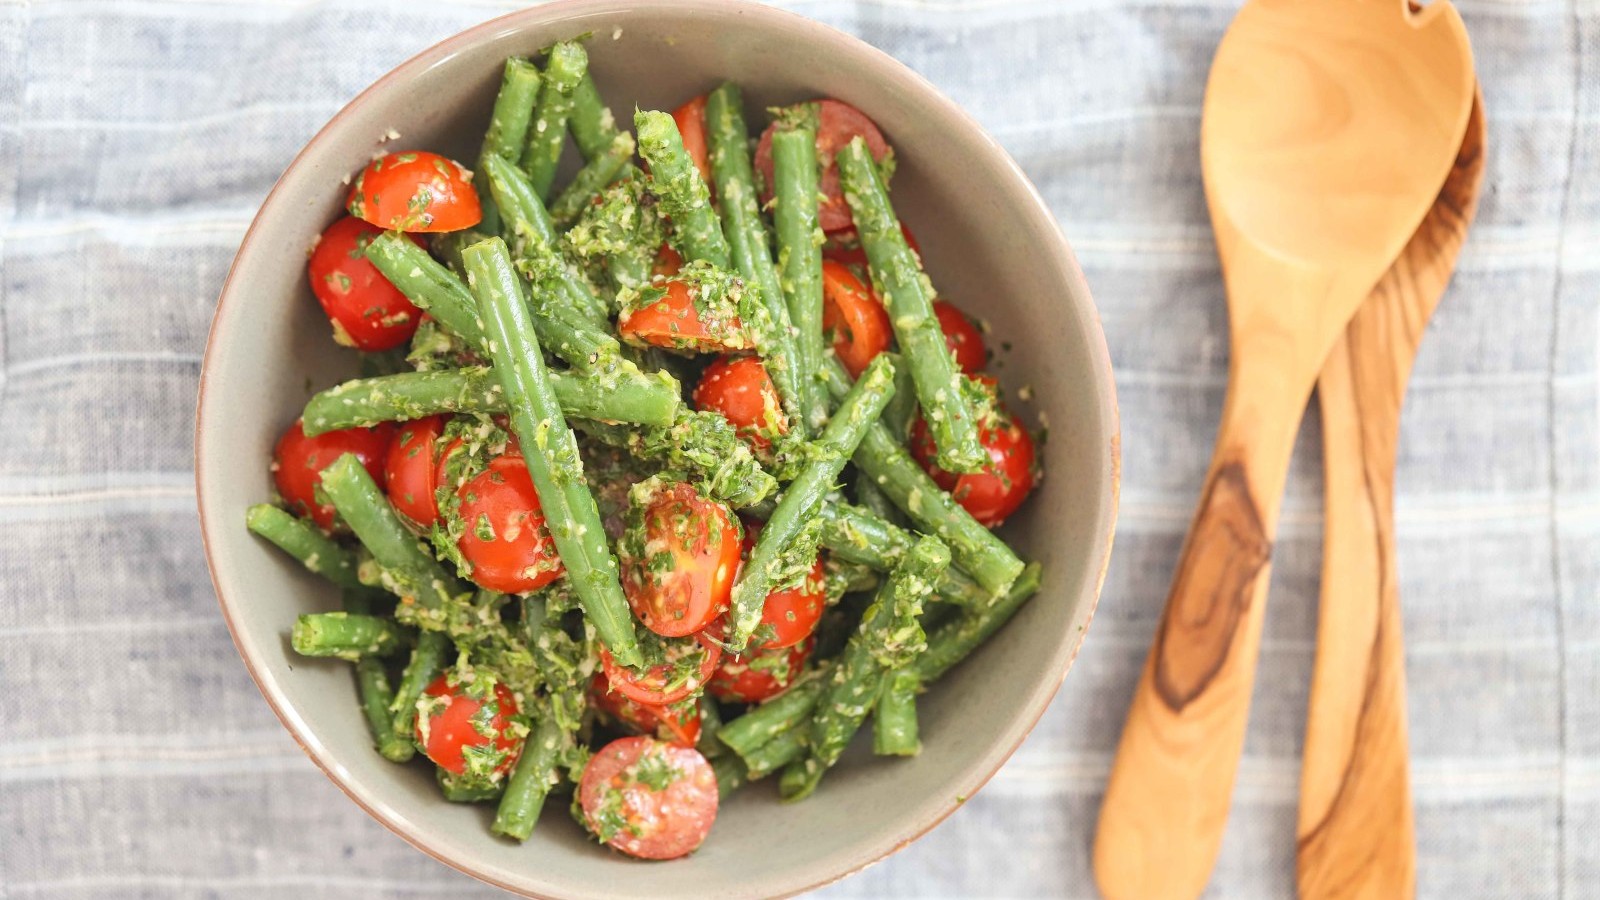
[712,753,748,798]
[389,630,452,752]
[551,130,635,226]
[491,715,565,840]
[291,612,406,661]
[430,227,493,280]
[814,500,992,608]
[823,558,881,603]
[705,83,806,436]
[824,358,1024,595]
[915,562,1042,684]
[770,120,829,432]
[837,137,986,473]
[483,57,542,164]
[520,41,587,198]
[881,362,918,440]
[245,504,365,591]
[326,589,416,763]
[697,695,726,761]
[319,454,466,615]
[854,472,906,528]
[717,675,825,759]
[365,232,487,346]
[727,354,898,650]
[463,237,641,668]
[302,366,680,435]
[744,729,807,780]
[438,768,504,803]
[569,73,620,161]
[873,667,921,756]
[635,109,730,267]
[481,152,611,327]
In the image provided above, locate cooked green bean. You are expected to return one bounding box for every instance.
[551,130,635,226]
[770,118,829,432]
[491,715,566,840]
[483,57,541,164]
[245,504,365,591]
[520,41,587,198]
[916,562,1042,684]
[635,109,730,267]
[569,73,620,161]
[481,152,610,327]
[718,675,825,759]
[873,667,921,756]
[389,630,452,751]
[291,612,406,660]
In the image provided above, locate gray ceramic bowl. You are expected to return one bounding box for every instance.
[196,2,1118,897]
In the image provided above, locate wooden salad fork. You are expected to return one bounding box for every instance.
[1094,2,1476,897]
[1297,91,1485,900]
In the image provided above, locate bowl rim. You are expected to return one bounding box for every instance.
[195,1,1121,896]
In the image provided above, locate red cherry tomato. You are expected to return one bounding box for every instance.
[821,260,892,378]
[756,99,891,232]
[910,404,1038,527]
[618,279,747,353]
[709,637,814,704]
[347,151,482,233]
[590,674,703,748]
[273,419,394,530]
[414,674,522,778]
[619,481,741,637]
[384,416,446,528]
[738,523,827,649]
[653,244,684,278]
[453,455,564,593]
[934,300,987,375]
[307,216,423,351]
[599,632,722,706]
[579,736,718,860]
[691,355,787,450]
[672,95,713,189]
[821,223,922,271]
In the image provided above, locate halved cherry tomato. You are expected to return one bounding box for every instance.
[739,522,827,649]
[273,419,395,530]
[691,355,786,450]
[415,673,522,778]
[347,151,481,233]
[618,279,748,353]
[653,244,684,278]
[579,736,718,860]
[934,300,987,375]
[910,402,1038,527]
[709,637,814,704]
[307,216,423,351]
[590,674,703,747]
[756,99,891,232]
[453,455,564,593]
[672,95,713,189]
[619,481,741,637]
[599,632,722,706]
[821,223,921,272]
[384,415,446,528]
[821,260,892,378]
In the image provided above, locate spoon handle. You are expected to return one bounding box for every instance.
[1094,334,1315,900]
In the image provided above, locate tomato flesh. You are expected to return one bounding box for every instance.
[273,419,395,531]
[910,404,1038,527]
[453,455,564,594]
[384,415,446,528]
[590,674,703,747]
[578,736,718,860]
[653,244,684,279]
[756,99,891,232]
[415,674,522,778]
[821,260,892,378]
[672,95,713,189]
[347,151,481,233]
[599,632,722,706]
[709,637,814,704]
[618,279,747,353]
[934,300,987,375]
[619,481,741,637]
[307,216,423,351]
[691,355,786,450]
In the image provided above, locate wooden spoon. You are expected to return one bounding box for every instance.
[1094,3,1476,898]
[1297,90,1485,900]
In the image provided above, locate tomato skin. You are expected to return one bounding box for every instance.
[709,637,814,704]
[910,405,1038,527]
[738,523,827,649]
[415,674,522,778]
[590,674,703,747]
[756,99,891,232]
[619,481,741,637]
[653,244,684,278]
[617,279,747,354]
[578,736,718,860]
[307,216,423,351]
[273,419,395,530]
[821,260,892,378]
[384,416,446,528]
[347,151,482,233]
[934,300,987,375]
[599,632,723,706]
[452,455,564,594]
[691,355,786,450]
[672,95,713,189]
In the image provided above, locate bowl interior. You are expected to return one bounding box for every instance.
[196,3,1117,898]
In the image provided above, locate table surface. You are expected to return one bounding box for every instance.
[1,1,1596,898]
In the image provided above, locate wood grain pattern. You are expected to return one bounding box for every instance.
[1297,93,1484,900]
[1093,2,1475,897]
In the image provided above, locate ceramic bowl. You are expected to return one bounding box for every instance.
[196,1,1118,896]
